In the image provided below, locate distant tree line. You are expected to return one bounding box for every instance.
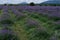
[29,2,60,6]
[2,2,60,6]
[39,3,60,6]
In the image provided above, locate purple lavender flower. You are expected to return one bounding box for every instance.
[14,6,60,18]
[24,19,41,30]
[0,6,10,21]
[0,29,18,40]
[10,6,26,21]
[26,19,39,27]
[0,29,13,35]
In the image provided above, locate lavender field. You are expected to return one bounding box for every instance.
[0,6,60,40]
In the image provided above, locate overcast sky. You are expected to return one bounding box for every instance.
[0,0,48,4]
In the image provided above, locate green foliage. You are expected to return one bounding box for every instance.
[50,17,60,21]
[0,19,14,26]
[29,2,35,6]
[0,33,19,40]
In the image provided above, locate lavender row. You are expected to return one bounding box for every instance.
[9,6,26,19]
[14,6,60,18]
[0,6,18,40]
[0,6,3,9]
[0,6,10,21]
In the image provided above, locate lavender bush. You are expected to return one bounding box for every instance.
[0,29,19,40]
[24,19,40,30]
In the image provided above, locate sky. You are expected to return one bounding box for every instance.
[0,0,48,4]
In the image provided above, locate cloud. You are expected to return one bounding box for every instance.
[0,0,7,4]
[0,0,48,4]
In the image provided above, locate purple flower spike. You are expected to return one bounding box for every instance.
[0,29,14,35]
